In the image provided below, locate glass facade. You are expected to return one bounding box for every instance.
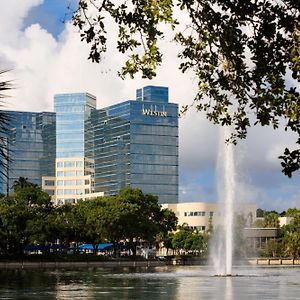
[54,93,96,159]
[53,93,96,205]
[0,111,56,194]
[92,86,178,203]
[1,86,178,204]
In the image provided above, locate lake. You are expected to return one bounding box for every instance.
[0,265,299,299]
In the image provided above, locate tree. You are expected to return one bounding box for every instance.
[161,232,175,255]
[171,226,193,254]
[0,184,54,255]
[73,1,300,176]
[252,211,280,228]
[0,70,12,185]
[0,196,30,255]
[264,212,280,228]
[282,213,300,258]
[190,232,209,256]
[285,208,300,217]
[80,195,126,254]
[252,218,265,228]
[51,204,85,248]
[114,187,177,256]
[73,188,177,256]
[12,177,36,191]
[262,238,284,258]
[256,208,265,218]
[14,184,55,246]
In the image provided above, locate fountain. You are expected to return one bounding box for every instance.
[211,126,236,276]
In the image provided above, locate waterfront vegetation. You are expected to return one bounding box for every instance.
[257,209,300,259]
[0,180,299,260]
[0,181,178,258]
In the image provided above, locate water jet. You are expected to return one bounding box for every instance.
[211,126,236,276]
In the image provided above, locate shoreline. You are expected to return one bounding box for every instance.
[248,258,300,266]
[0,260,168,269]
[0,258,300,269]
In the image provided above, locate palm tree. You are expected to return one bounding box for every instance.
[264,212,280,228]
[0,70,12,188]
[12,177,36,191]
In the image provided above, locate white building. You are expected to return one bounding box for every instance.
[162,202,257,231]
[42,157,104,205]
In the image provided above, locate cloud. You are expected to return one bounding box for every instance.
[1,1,299,211]
[0,0,43,45]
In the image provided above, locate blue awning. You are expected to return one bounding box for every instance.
[79,243,113,250]
[98,243,113,250]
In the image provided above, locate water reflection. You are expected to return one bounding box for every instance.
[225,277,233,300]
[0,266,299,299]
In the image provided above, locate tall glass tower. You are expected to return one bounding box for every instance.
[92,86,178,203]
[46,93,99,205]
[54,92,96,158]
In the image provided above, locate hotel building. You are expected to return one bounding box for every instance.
[1,86,179,204]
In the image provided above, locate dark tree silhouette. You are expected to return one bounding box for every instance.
[12,177,37,191]
[0,70,12,189]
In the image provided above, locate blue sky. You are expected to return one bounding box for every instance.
[1,0,299,212]
[23,0,77,37]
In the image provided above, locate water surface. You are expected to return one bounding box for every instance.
[0,265,299,299]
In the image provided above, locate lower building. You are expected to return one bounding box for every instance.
[162,201,257,232]
[42,157,104,205]
[243,227,281,249]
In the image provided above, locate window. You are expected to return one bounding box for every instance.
[64,170,76,176]
[184,211,205,217]
[64,189,76,195]
[64,180,76,186]
[76,161,83,167]
[57,162,63,168]
[209,211,214,217]
[64,161,76,168]
[184,212,192,217]
[44,180,54,186]
[45,190,54,196]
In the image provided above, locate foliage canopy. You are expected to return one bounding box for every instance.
[0,185,177,257]
[73,0,300,176]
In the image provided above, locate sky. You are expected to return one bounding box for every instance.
[0,0,299,212]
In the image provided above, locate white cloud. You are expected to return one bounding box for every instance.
[0,0,43,45]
